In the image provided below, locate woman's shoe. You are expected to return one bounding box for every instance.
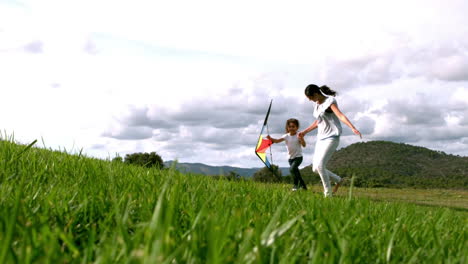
[332,179,343,194]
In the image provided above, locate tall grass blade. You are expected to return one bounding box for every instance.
[0,168,27,263]
[348,174,356,200]
[386,220,400,263]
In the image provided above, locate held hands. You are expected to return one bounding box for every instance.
[298,133,306,147]
[297,133,304,140]
[298,131,305,138]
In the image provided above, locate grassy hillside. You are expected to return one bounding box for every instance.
[301,141,468,189]
[0,138,467,263]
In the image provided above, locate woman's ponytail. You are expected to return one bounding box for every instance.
[319,85,337,97]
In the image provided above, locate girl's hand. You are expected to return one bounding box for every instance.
[267,135,274,143]
[298,131,305,138]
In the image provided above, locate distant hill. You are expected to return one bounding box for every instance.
[165,141,467,189]
[300,141,468,189]
[164,161,290,177]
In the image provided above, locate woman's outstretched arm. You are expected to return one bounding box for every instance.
[330,104,362,138]
[298,120,318,137]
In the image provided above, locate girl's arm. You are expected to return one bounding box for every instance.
[330,103,362,138]
[298,134,306,147]
[267,135,285,144]
[298,120,318,138]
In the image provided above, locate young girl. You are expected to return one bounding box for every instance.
[298,84,361,197]
[267,118,308,191]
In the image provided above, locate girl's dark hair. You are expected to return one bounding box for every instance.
[285,118,300,133]
[304,84,337,97]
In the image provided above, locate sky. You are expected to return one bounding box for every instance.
[1,0,468,168]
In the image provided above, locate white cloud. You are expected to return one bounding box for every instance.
[1,0,468,167]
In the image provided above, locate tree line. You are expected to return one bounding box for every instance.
[114,139,468,190]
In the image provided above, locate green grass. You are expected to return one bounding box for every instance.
[0,136,467,263]
[310,185,468,211]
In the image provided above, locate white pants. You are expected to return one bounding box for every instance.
[313,137,342,197]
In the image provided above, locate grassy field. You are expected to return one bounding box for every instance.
[0,137,467,263]
[311,185,468,211]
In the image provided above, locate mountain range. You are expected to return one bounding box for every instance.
[163,161,289,177]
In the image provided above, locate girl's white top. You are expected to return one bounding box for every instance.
[313,97,342,140]
[281,133,303,159]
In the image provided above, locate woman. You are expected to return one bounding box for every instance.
[298,84,361,197]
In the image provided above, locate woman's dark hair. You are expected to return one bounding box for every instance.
[304,84,337,97]
[285,118,300,133]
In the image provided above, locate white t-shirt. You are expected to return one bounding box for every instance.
[313,97,342,140]
[281,133,303,159]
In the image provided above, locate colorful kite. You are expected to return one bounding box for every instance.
[255,100,273,168]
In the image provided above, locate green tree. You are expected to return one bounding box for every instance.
[124,152,164,169]
[252,165,282,183]
[227,171,241,181]
[299,165,321,184]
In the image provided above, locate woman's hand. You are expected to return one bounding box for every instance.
[352,128,362,139]
[330,104,362,139]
